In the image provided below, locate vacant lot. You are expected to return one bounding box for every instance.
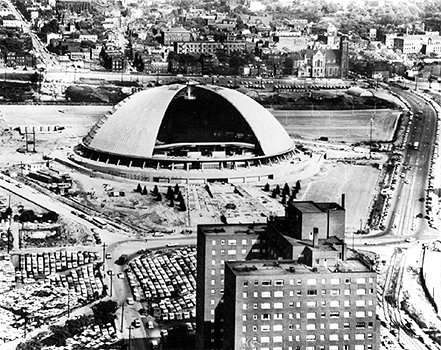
[271,109,399,142]
[299,162,380,233]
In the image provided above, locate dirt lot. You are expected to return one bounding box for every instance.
[271,109,399,142]
[298,161,381,233]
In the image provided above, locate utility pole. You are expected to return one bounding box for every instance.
[127,325,133,350]
[369,118,373,159]
[120,302,124,332]
[102,242,107,262]
[67,289,70,318]
[108,271,113,297]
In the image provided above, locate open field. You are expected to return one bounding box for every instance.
[271,109,400,142]
[299,162,380,233]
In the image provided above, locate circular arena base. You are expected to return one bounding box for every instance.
[63,153,323,185]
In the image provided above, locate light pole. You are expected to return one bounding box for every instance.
[107,270,113,297]
[102,242,107,262]
[369,117,373,159]
[127,325,133,350]
[120,302,125,332]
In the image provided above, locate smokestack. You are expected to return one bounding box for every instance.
[341,242,347,261]
[341,194,345,209]
[313,227,319,247]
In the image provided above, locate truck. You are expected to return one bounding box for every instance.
[413,141,419,150]
[118,254,128,264]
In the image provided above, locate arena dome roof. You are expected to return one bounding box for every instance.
[82,84,293,160]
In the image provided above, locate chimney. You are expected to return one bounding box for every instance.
[341,242,347,261]
[313,227,319,247]
[341,193,345,209]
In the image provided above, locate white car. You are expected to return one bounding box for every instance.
[166,243,178,247]
[127,297,134,305]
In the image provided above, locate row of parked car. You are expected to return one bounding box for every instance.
[126,247,196,321]
[16,250,100,284]
[49,264,104,301]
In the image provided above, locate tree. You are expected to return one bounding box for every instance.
[19,210,36,222]
[275,185,281,196]
[174,183,180,195]
[92,300,118,325]
[17,338,43,350]
[281,194,286,205]
[135,183,142,192]
[179,198,187,211]
[263,183,270,192]
[283,183,290,197]
[170,198,174,207]
[142,186,148,195]
[271,189,277,198]
[156,193,162,201]
[166,186,174,200]
[295,180,301,192]
[151,185,159,196]
[41,211,59,222]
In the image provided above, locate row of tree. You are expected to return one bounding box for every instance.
[263,181,301,203]
[134,183,187,211]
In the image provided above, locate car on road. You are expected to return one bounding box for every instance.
[404,179,410,184]
[148,321,154,329]
[117,272,124,279]
[127,297,134,305]
[166,243,178,247]
[106,253,112,259]
[132,320,141,328]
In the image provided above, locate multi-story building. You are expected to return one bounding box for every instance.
[175,41,247,56]
[161,27,192,46]
[196,199,379,350]
[224,258,379,350]
[196,224,266,350]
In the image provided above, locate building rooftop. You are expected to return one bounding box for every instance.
[199,223,267,237]
[227,258,370,276]
[290,201,344,213]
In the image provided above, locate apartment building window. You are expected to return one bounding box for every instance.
[329,311,340,318]
[330,301,340,307]
[306,324,316,330]
[296,313,301,319]
[329,334,339,341]
[330,347,339,350]
[368,300,373,306]
[242,315,247,321]
[331,289,340,296]
[212,250,216,256]
[242,326,246,332]
[357,277,366,284]
[261,303,270,309]
[243,281,248,287]
[344,311,351,317]
[260,337,270,343]
[221,269,224,275]
[275,279,284,286]
[261,325,270,332]
[243,304,247,310]
[321,290,326,295]
[227,249,236,255]
[254,292,258,297]
[241,249,247,255]
[262,314,270,320]
[274,302,284,309]
[306,312,316,319]
[356,300,366,306]
[307,278,317,285]
[211,280,215,285]
[344,289,351,295]
[297,301,301,307]
[297,291,302,296]
[273,336,283,343]
[329,323,339,329]
[321,301,326,307]
[344,300,350,307]
[307,290,317,296]
[356,322,366,329]
[356,311,366,317]
[367,311,373,316]
[211,260,215,265]
[321,278,326,284]
[357,289,366,295]
[220,250,225,255]
[242,239,247,245]
[211,270,215,276]
[321,312,326,318]
[355,334,365,340]
[297,279,302,285]
[211,289,215,294]
[355,346,365,350]
[369,277,374,283]
[344,323,350,329]
[367,333,373,339]
[307,301,316,307]
[262,291,271,298]
[228,239,236,245]
[288,324,293,330]
[273,324,283,331]
[221,240,225,245]
[330,278,340,285]
[369,288,374,294]
[254,281,259,286]
[306,335,316,341]
[253,314,258,320]
[212,240,216,245]
[243,292,248,298]
[274,313,283,320]
[262,280,271,286]
[211,300,215,305]
[289,291,294,296]
[344,334,350,340]
[253,303,258,309]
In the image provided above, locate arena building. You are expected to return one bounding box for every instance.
[72,83,304,184]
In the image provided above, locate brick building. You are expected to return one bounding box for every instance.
[196,199,379,350]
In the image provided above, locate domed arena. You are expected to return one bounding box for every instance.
[72,83,302,183]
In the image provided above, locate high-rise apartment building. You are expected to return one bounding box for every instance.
[224,259,379,350]
[196,200,379,350]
